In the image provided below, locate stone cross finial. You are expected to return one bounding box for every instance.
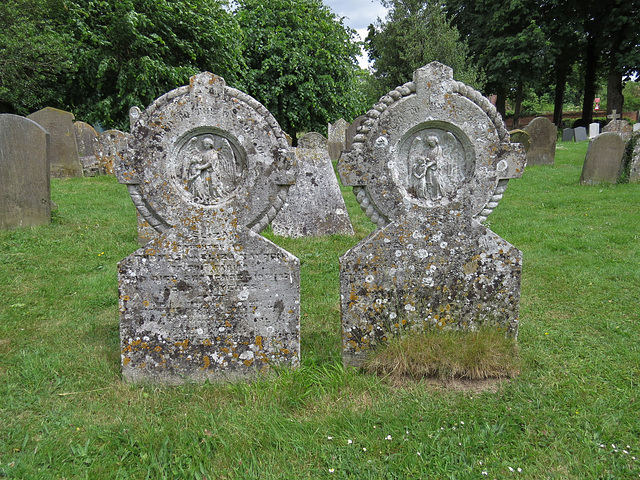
[607,110,621,121]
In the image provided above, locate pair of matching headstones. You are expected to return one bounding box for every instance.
[115,63,526,383]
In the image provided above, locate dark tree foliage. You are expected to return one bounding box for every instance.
[366,0,483,98]
[234,0,366,141]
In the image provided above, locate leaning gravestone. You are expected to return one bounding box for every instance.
[562,128,574,142]
[338,62,526,367]
[0,114,51,229]
[27,107,83,178]
[327,118,349,161]
[524,117,556,164]
[602,119,633,142]
[574,126,588,142]
[115,72,300,383]
[74,121,100,176]
[272,132,354,237]
[579,132,626,185]
[95,129,129,176]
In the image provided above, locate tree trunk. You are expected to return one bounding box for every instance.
[607,67,624,117]
[581,31,598,125]
[553,62,568,127]
[495,84,507,118]
[512,82,524,128]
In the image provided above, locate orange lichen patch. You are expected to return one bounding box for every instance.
[255,336,263,349]
[243,360,253,367]
[154,346,162,352]
[174,339,189,349]
[132,339,142,346]
[201,356,211,370]
[347,340,357,348]
[222,347,230,354]
[280,348,290,355]
[203,339,212,346]
[143,300,150,307]
[122,295,130,302]
[141,343,148,349]
[123,357,131,365]
[145,248,156,256]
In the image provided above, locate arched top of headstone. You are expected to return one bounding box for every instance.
[338,62,525,227]
[298,132,327,150]
[115,72,296,236]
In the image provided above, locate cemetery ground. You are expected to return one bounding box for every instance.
[1,142,639,479]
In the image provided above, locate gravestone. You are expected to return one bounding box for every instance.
[115,72,300,383]
[27,107,83,178]
[524,117,557,165]
[579,132,626,185]
[272,132,354,237]
[574,126,588,142]
[74,121,100,176]
[0,114,51,229]
[509,129,531,152]
[95,129,129,176]
[634,123,640,133]
[603,119,633,142]
[562,128,574,142]
[345,115,367,152]
[589,122,600,139]
[338,62,526,367]
[327,118,349,161]
[629,135,640,183]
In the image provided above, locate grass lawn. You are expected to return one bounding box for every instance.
[1,141,639,479]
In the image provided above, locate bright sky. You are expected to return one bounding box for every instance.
[322,0,389,69]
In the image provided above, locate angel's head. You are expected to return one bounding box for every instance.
[201,135,215,150]
[426,135,439,148]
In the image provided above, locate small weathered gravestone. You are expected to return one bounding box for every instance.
[562,128,574,142]
[633,123,640,133]
[0,114,51,229]
[327,118,349,161]
[74,121,100,176]
[524,117,557,165]
[27,107,83,178]
[579,132,626,185]
[338,63,525,367]
[589,122,600,139]
[629,135,640,183]
[574,126,588,142]
[95,129,129,176]
[602,119,633,142]
[115,72,300,383]
[272,132,354,237]
[509,129,531,152]
[345,115,367,152]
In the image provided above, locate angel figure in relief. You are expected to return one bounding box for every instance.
[408,135,443,201]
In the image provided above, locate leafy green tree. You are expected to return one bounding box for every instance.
[0,0,73,115]
[234,0,365,141]
[365,0,483,98]
[61,0,244,129]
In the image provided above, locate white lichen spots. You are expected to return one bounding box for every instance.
[389,267,397,276]
[389,312,397,319]
[422,277,434,287]
[429,265,437,272]
[365,275,375,283]
[497,159,508,172]
[407,244,414,250]
[218,327,226,332]
[404,304,416,312]
[375,136,388,148]
[412,231,421,240]
[440,241,448,249]
[336,208,345,215]
[196,328,203,335]
[415,249,429,259]
[239,350,254,360]
[395,250,403,258]
[384,237,391,244]
[266,326,275,334]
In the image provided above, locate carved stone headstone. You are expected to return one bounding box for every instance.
[272,132,354,237]
[630,137,640,183]
[346,115,367,152]
[579,132,626,185]
[0,114,51,229]
[95,129,129,176]
[115,72,300,383]
[524,117,556,165]
[338,62,526,367]
[589,122,600,139]
[574,126,588,142]
[602,119,633,142]
[327,118,349,161]
[27,107,83,178]
[562,128,574,142]
[509,129,531,152]
[74,121,100,176]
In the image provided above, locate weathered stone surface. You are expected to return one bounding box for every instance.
[74,121,100,176]
[524,117,556,165]
[634,123,640,133]
[628,135,640,183]
[562,128,574,142]
[95,129,129,176]
[328,118,349,161]
[509,129,531,152]
[0,114,51,229]
[345,115,367,152]
[272,132,354,237]
[116,72,300,383]
[338,62,525,367]
[579,132,626,185]
[602,119,632,142]
[589,122,600,139]
[27,107,83,178]
[574,126,588,142]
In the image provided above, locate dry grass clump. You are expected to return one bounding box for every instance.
[362,328,521,381]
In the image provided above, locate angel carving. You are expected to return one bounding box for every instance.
[180,134,239,203]
[408,135,443,201]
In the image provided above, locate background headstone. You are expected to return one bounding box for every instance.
[94,129,129,176]
[0,114,51,229]
[115,72,300,383]
[579,132,626,185]
[345,115,367,152]
[27,107,83,178]
[272,132,354,237]
[338,63,525,367]
[574,126,588,142]
[524,117,557,165]
[327,118,349,161]
[603,120,633,142]
[589,122,600,139]
[562,128,574,142]
[509,129,531,152]
[629,138,640,183]
[633,123,640,133]
[74,121,100,176]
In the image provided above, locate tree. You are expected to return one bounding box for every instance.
[365,0,483,98]
[60,0,244,129]
[234,0,365,142]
